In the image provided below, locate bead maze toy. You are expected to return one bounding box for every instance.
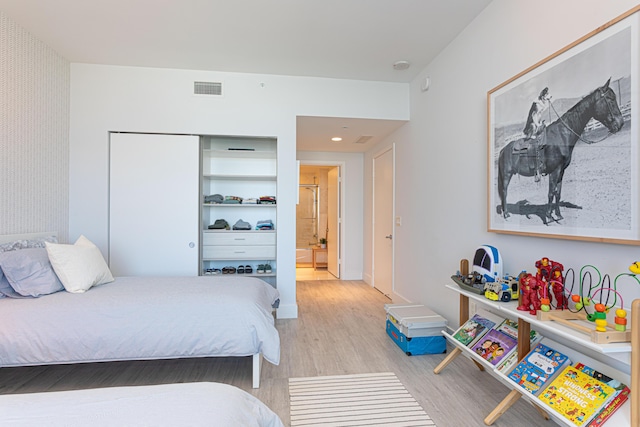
[536,263,640,344]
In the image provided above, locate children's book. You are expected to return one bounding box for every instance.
[538,365,616,426]
[469,329,517,366]
[494,318,543,344]
[573,363,630,427]
[494,319,543,374]
[451,311,501,347]
[507,343,571,396]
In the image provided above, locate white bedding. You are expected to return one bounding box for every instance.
[0,276,280,367]
[0,382,284,426]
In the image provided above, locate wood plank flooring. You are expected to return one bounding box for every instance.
[0,280,552,426]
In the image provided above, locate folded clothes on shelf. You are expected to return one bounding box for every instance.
[204,194,224,204]
[208,219,230,229]
[256,219,274,230]
[232,219,252,230]
[243,198,259,204]
[259,196,276,204]
[222,195,243,204]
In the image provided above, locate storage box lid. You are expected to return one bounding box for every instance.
[384,304,447,328]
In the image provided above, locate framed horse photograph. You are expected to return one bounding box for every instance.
[487,5,640,245]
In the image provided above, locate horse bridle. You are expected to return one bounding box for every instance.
[549,89,618,145]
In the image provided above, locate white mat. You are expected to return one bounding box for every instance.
[289,372,436,427]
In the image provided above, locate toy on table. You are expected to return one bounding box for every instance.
[472,245,502,283]
[484,275,519,302]
[550,270,568,310]
[534,257,566,311]
[565,265,640,334]
[630,261,640,275]
[590,288,627,332]
[517,272,542,315]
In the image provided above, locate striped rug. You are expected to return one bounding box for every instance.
[288,372,436,427]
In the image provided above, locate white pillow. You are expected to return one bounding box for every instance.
[45,235,114,293]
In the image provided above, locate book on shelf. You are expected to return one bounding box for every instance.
[507,343,571,396]
[538,365,617,426]
[494,318,542,343]
[451,310,502,347]
[494,318,543,374]
[573,363,630,427]
[469,329,518,366]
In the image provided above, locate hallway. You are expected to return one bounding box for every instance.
[295,267,337,281]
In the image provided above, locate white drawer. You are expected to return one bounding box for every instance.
[203,245,276,260]
[203,231,275,246]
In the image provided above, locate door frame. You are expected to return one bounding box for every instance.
[372,144,395,295]
[297,160,345,279]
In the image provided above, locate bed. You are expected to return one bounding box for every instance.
[0,382,284,426]
[0,232,280,388]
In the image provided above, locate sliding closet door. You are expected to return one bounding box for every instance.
[109,133,200,276]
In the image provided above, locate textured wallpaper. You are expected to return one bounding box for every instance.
[0,12,69,241]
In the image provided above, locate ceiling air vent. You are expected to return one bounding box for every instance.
[354,135,373,144]
[194,81,222,96]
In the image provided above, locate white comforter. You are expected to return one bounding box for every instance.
[0,382,284,426]
[0,276,280,366]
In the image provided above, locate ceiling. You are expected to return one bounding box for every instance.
[0,0,492,152]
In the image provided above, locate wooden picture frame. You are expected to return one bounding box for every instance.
[487,6,640,245]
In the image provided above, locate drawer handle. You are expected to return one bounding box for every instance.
[233,238,246,241]
[234,251,246,254]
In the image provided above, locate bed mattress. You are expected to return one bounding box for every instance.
[0,276,280,366]
[0,382,284,426]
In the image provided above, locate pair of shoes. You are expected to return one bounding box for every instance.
[222,266,236,274]
[256,264,273,274]
[236,265,254,274]
[204,268,221,275]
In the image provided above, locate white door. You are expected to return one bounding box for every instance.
[327,167,340,278]
[373,147,394,296]
[109,133,200,276]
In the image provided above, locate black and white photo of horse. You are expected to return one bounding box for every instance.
[488,20,636,243]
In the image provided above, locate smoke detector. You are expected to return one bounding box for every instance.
[393,60,410,71]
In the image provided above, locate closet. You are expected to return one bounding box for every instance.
[109,133,200,276]
[109,133,277,286]
[201,136,277,286]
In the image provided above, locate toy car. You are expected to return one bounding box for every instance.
[484,275,519,302]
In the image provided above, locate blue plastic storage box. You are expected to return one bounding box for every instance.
[384,304,447,356]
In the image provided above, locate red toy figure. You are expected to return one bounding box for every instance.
[535,257,552,282]
[518,273,542,315]
[551,269,568,309]
[535,257,565,309]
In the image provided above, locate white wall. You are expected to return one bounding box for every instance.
[296,151,364,280]
[365,0,640,327]
[0,12,69,239]
[69,64,409,318]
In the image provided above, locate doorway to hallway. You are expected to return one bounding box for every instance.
[296,164,341,281]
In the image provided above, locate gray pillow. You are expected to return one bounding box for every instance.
[0,248,64,297]
[0,235,58,253]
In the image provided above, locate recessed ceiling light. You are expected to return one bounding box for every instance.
[331,137,343,142]
[393,60,410,71]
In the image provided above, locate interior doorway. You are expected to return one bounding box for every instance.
[373,146,394,297]
[296,164,341,280]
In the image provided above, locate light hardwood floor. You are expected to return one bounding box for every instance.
[0,280,551,426]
